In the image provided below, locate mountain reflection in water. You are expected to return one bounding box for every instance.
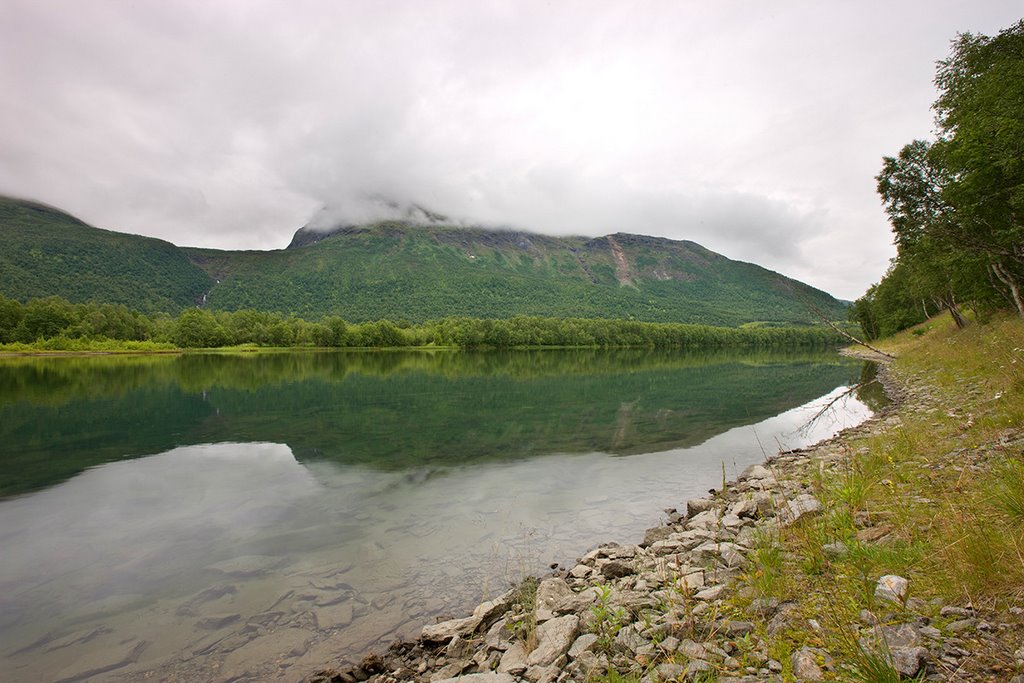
[0,349,882,682]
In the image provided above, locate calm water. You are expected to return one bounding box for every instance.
[0,349,883,682]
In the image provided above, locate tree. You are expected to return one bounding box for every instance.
[870,19,1024,336]
[172,309,228,348]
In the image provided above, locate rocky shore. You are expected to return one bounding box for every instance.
[311,355,1024,682]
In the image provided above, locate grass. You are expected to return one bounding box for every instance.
[507,576,540,652]
[737,311,1024,679]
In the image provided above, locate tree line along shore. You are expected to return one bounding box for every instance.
[0,293,846,353]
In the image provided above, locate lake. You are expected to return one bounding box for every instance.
[0,349,883,682]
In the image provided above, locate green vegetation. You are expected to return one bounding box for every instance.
[0,197,211,313]
[187,227,845,327]
[739,312,1024,680]
[0,195,847,328]
[0,293,845,352]
[853,20,1024,338]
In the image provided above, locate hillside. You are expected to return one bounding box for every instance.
[0,197,212,313]
[0,196,846,325]
[186,221,846,326]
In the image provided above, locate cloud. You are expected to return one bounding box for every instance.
[0,0,1021,298]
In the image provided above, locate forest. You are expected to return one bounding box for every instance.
[851,20,1024,339]
[0,293,844,351]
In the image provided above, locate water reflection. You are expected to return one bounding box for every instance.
[0,349,880,681]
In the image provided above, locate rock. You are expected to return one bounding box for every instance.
[569,563,591,579]
[693,541,746,568]
[526,614,579,667]
[220,628,312,679]
[723,620,756,636]
[446,634,475,660]
[790,646,824,680]
[686,498,717,517]
[642,526,674,546]
[195,613,241,630]
[473,592,512,626]
[890,646,929,677]
[676,639,708,660]
[945,618,976,633]
[317,602,354,629]
[656,662,686,679]
[694,584,727,601]
[685,659,713,676]
[874,574,909,605]
[600,560,634,579]
[650,539,685,555]
[498,642,528,674]
[744,464,777,482]
[534,578,575,622]
[568,633,598,659]
[781,494,822,525]
[822,541,848,558]
[939,605,975,618]
[730,498,758,518]
[614,624,648,653]
[721,513,745,529]
[52,639,149,683]
[432,674,517,683]
[422,615,481,643]
[688,510,722,530]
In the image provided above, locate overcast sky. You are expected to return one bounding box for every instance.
[1,1,1020,300]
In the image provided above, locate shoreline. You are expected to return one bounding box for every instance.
[308,356,907,682]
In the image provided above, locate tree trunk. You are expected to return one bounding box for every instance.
[937,293,968,328]
[992,262,1024,318]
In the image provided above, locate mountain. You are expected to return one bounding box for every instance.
[0,196,211,313]
[0,196,846,325]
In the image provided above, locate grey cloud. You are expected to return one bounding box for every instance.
[1,0,1022,298]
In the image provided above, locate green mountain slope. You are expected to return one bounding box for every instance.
[187,223,845,326]
[0,195,846,325]
[0,197,212,312]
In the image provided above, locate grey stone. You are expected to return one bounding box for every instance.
[891,646,929,677]
[685,659,713,676]
[569,563,592,579]
[526,614,579,667]
[790,646,823,680]
[433,674,517,683]
[497,641,528,674]
[446,634,475,660]
[614,623,647,653]
[650,539,685,555]
[688,509,722,530]
[567,633,598,659]
[939,605,974,618]
[473,591,513,626]
[534,578,575,622]
[723,620,756,636]
[195,613,241,630]
[694,584,727,601]
[643,525,674,546]
[686,498,717,518]
[730,498,758,518]
[744,464,776,482]
[822,541,848,558]
[781,494,822,525]
[945,618,976,633]
[676,638,708,660]
[422,615,481,643]
[874,574,909,605]
[656,662,686,679]
[600,560,634,579]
